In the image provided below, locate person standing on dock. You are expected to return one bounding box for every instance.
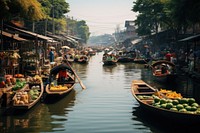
[49,49,54,62]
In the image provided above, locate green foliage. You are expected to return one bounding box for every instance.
[132,0,166,36]
[76,20,90,43]
[0,0,45,21]
[67,19,90,43]
[132,0,200,35]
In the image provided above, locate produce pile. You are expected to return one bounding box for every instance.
[137,89,200,114]
[13,85,41,105]
[12,79,27,91]
[27,75,42,84]
[50,83,68,91]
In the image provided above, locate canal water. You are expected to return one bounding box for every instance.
[1,52,200,133]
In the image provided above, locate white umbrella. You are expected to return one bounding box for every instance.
[61,46,70,49]
[105,48,109,51]
[49,46,55,50]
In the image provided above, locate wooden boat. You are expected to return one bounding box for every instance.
[133,58,150,64]
[117,56,134,63]
[12,81,44,110]
[103,60,117,65]
[102,54,118,65]
[45,63,75,97]
[131,80,200,124]
[74,55,90,64]
[117,51,135,63]
[151,60,176,82]
[64,54,74,63]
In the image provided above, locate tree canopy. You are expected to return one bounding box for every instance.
[132,0,200,36]
[0,0,45,21]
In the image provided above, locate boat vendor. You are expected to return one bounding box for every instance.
[161,63,169,74]
[165,51,172,62]
[58,68,69,84]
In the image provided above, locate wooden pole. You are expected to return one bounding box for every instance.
[64,56,86,89]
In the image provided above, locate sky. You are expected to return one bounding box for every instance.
[66,0,137,36]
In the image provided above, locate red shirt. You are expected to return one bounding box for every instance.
[165,53,171,61]
[58,70,67,78]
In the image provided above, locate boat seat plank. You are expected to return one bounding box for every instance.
[135,92,155,95]
[138,87,150,89]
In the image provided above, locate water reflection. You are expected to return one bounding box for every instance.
[0,103,52,133]
[45,89,76,132]
[102,65,117,74]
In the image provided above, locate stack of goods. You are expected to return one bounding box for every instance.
[138,89,200,114]
[13,85,41,105]
[27,75,42,84]
[50,83,68,91]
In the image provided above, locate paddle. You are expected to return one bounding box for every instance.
[63,56,86,89]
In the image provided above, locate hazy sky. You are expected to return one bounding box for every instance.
[67,0,137,36]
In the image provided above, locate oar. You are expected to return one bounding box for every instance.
[64,56,86,89]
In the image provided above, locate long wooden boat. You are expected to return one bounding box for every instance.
[103,60,117,65]
[133,58,150,64]
[151,60,177,82]
[117,56,134,63]
[12,81,44,110]
[102,54,118,65]
[117,51,135,63]
[74,55,90,64]
[131,80,200,124]
[45,63,75,97]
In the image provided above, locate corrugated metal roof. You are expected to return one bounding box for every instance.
[6,25,55,42]
[68,35,82,40]
[1,30,27,41]
[131,38,142,45]
[61,35,78,44]
[179,34,200,42]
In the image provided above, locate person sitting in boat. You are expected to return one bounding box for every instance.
[57,68,69,84]
[107,54,113,61]
[161,63,169,74]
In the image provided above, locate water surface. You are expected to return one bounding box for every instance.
[1,52,200,133]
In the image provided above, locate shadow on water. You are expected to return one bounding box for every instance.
[132,106,200,133]
[102,64,117,74]
[45,89,75,113]
[43,89,75,104]
[0,103,53,133]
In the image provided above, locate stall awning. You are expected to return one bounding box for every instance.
[1,30,27,41]
[47,33,65,41]
[68,35,82,40]
[179,34,200,42]
[131,38,142,45]
[61,35,78,44]
[5,25,56,42]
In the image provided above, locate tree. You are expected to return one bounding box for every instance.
[76,20,90,43]
[132,0,166,36]
[0,0,45,21]
[37,0,70,34]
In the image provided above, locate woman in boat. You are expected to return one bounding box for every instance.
[57,68,69,84]
[161,64,169,74]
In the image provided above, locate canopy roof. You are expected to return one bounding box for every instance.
[179,34,200,42]
[1,30,27,41]
[131,38,142,45]
[5,25,56,42]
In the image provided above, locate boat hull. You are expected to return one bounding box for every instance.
[131,80,200,124]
